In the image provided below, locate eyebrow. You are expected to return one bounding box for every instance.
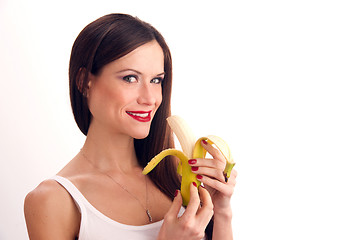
[116,69,165,76]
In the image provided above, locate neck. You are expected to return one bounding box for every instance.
[81,121,139,173]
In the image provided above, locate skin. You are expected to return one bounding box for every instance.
[189,141,238,240]
[24,40,237,240]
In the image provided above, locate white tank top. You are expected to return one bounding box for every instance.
[51,175,184,240]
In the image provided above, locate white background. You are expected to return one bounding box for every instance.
[1,0,359,239]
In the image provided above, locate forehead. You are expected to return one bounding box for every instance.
[105,40,164,74]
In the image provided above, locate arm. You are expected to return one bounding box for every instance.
[203,171,237,240]
[213,206,233,240]
[24,180,80,240]
[189,140,238,240]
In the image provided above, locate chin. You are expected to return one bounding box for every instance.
[131,129,151,140]
[133,134,149,140]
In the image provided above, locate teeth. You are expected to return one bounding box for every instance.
[128,112,149,118]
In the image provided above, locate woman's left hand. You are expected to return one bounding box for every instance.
[189,140,237,212]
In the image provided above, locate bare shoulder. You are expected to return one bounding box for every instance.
[24,179,69,211]
[24,179,80,239]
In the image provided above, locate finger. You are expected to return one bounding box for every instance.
[197,186,214,225]
[222,168,237,186]
[192,166,227,183]
[165,190,183,221]
[189,158,225,171]
[227,169,238,185]
[201,140,227,165]
[182,182,200,219]
[199,174,234,197]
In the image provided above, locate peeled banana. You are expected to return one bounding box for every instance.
[142,115,235,206]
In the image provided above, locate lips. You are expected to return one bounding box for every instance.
[126,111,152,122]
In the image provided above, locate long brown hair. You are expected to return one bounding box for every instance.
[69,13,212,238]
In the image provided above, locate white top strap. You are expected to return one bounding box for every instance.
[50,175,88,239]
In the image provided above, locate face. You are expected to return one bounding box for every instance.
[87,40,164,139]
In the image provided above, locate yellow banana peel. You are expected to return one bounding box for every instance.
[142,115,235,206]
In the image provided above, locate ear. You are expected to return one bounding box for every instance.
[76,68,93,97]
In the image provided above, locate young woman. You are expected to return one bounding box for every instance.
[24,13,237,240]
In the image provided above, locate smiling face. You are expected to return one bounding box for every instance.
[86,40,164,139]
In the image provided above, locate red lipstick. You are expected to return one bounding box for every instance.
[126,111,152,122]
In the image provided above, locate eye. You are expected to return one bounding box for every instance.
[151,77,164,84]
[123,75,137,83]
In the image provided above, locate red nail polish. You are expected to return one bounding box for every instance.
[202,140,208,145]
[191,166,199,171]
[192,182,197,187]
[188,159,197,164]
[196,175,203,180]
[174,190,179,197]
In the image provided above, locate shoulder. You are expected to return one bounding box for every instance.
[24,179,80,239]
[24,179,69,211]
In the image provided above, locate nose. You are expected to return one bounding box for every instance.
[137,82,157,106]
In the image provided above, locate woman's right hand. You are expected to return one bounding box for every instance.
[157,182,214,240]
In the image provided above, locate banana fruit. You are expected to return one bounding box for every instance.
[142,115,235,206]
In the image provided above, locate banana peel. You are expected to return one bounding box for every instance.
[142,115,235,206]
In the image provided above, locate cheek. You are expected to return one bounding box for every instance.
[111,90,135,112]
[89,84,130,115]
[156,87,163,107]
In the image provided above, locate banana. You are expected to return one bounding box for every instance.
[142,115,235,206]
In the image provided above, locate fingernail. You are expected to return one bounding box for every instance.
[188,159,197,164]
[192,182,197,187]
[191,166,199,171]
[174,190,179,197]
[196,175,203,180]
[202,140,208,145]
[200,185,205,188]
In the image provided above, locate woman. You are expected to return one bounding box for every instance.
[24,13,237,240]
